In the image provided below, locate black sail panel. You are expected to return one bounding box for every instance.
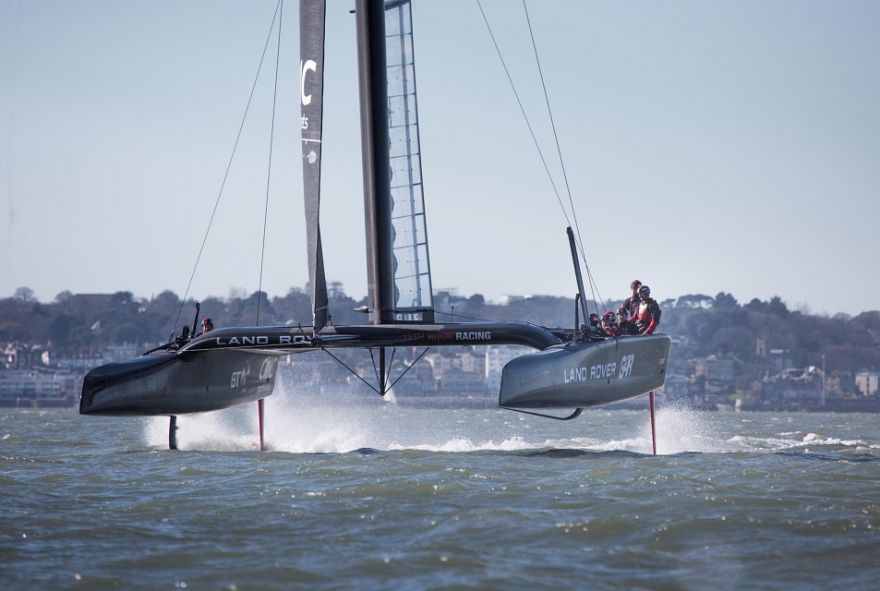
[301,0,329,332]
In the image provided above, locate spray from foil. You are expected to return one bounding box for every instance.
[642,401,731,454]
[142,370,742,455]
[142,374,544,453]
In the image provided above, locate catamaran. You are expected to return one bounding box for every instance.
[80,0,670,449]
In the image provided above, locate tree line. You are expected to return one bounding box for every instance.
[2,286,879,377]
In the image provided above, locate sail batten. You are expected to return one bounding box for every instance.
[301,0,329,332]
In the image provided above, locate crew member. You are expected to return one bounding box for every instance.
[616,306,639,335]
[174,325,191,348]
[632,285,661,334]
[623,279,642,319]
[601,311,619,337]
[199,318,214,335]
[588,313,605,339]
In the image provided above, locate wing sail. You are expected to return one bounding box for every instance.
[385,0,434,323]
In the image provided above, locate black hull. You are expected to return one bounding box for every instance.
[80,350,279,416]
[79,321,668,417]
[499,335,671,409]
[80,321,560,418]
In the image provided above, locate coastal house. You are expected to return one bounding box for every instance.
[855,371,879,397]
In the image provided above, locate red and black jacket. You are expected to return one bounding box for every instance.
[623,295,640,319]
[633,298,661,334]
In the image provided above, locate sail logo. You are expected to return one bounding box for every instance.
[618,354,635,379]
[301,59,317,106]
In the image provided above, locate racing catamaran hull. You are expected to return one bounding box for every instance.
[499,334,670,409]
[78,320,563,416]
[80,349,280,416]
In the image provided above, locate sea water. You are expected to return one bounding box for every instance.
[2,389,879,590]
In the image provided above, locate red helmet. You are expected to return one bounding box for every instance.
[630,279,642,289]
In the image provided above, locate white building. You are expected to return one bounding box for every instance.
[855,371,879,397]
[484,345,529,394]
[0,369,77,405]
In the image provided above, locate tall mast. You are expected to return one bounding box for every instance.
[355,0,395,325]
[301,0,329,332]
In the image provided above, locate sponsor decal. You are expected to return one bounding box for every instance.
[618,354,635,379]
[258,359,275,382]
[425,332,454,343]
[564,367,589,384]
[300,59,317,106]
[455,331,492,341]
[563,362,617,384]
[230,366,249,388]
[215,335,312,347]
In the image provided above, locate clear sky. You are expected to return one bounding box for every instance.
[1,0,878,316]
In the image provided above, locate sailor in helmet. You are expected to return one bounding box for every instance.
[616,306,639,336]
[588,313,605,339]
[623,279,642,319]
[632,285,661,335]
[601,311,619,337]
[198,317,214,335]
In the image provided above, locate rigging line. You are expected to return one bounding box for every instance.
[474,0,572,231]
[387,347,397,379]
[518,4,606,314]
[521,1,607,315]
[521,1,582,258]
[322,348,382,396]
[257,0,284,326]
[369,348,382,386]
[522,1,600,312]
[477,0,604,316]
[386,347,432,392]
[169,0,283,335]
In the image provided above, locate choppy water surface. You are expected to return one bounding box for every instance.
[2,393,879,590]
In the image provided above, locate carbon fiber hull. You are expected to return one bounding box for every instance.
[499,335,670,409]
[79,350,279,416]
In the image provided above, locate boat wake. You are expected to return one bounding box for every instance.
[142,384,880,455]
